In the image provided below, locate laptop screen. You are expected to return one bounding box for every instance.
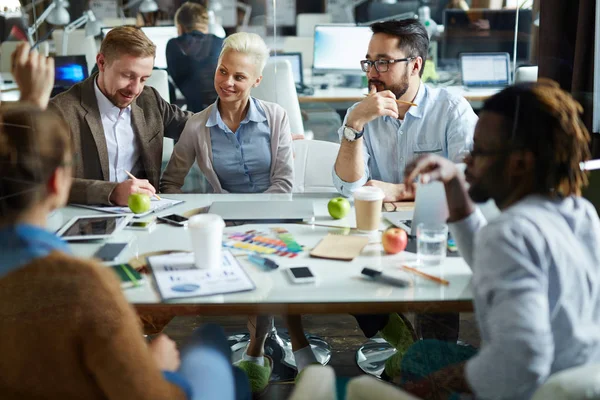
[460,53,510,87]
[54,55,88,87]
[271,53,303,85]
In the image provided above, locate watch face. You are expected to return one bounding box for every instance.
[344,127,356,141]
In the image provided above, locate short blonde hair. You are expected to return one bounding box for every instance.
[175,2,209,33]
[219,32,269,75]
[100,26,156,64]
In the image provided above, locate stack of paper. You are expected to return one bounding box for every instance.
[73,198,183,218]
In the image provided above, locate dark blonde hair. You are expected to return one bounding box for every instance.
[0,105,71,218]
[175,2,209,33]
[483,79,591,196]
[99,26,156,64]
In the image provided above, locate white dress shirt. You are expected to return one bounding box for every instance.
[93,79,140,183]
[332,82,477,197]
[449,195,600,400]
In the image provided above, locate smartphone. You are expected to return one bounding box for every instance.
[286,266,316,284]
[157,214,188,227]
[93,242,128,262]
[126,220,156,231]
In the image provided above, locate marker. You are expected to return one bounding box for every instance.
[248,254,279,270]
[361,267,409,287]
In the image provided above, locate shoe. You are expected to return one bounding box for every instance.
[379,313,416,353]
[238,355,273,394]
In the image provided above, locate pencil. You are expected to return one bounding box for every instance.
[363,94,417,107]
[120,264,140,287]
[400,265,450,286]
[124,170,162,200]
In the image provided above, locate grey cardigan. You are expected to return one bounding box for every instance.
[160,98,294,194]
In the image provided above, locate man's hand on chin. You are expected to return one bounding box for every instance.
[364,180,414,202]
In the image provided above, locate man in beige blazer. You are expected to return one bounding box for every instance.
[49,26,191,206]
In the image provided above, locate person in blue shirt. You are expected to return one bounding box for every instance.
[333,19,477,202]
[167,2,224,112]
[0,96,250,398]
[398,80,600,399]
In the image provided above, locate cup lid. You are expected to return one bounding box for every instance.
[188,213,225,230]
[352,186,385,201]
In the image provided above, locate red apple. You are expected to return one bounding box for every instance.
[382,227,408,254]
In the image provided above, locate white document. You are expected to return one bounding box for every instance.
[71,198,183,218]
[149,251,255,300]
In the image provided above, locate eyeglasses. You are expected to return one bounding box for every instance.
[360,57,416,73]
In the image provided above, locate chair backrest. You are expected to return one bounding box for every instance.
[52,29,98,75]
[252,59,304,135]
[145,69,170,102]
[296,13,332,37]
[531,364,600,400]
[0,40,49,74]
[514,65,538,83]
[293,140,340,193]
[282,36,314,70]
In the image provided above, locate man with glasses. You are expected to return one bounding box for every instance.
[333,19,477,201]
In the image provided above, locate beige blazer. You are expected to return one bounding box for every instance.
[160,99,293,194]
[48,74,191,205]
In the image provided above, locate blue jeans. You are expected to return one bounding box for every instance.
[178,324,251,400]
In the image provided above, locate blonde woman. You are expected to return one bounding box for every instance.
[160,32,294,194]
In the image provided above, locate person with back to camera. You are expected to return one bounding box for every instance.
[161,32,293,194]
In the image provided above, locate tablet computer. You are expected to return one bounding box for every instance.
[56,215,132,241]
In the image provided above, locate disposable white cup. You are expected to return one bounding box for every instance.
[353,186,385,232]
[188,214,225,269]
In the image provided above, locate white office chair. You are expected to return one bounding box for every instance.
[514,65,538,83]
[531,364,600,400]
[252,59,305,136]
[293,140,340,193]
[0,41,49,75]
[144,69,172,164]
[52,29,98,75]
[296,13,332,37]
[282,36,314,70]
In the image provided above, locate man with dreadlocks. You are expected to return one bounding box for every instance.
[392,80,600,399]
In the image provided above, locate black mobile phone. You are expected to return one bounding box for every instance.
[158,214,188,226]
[93,243,128,262]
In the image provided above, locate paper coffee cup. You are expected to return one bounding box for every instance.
[188,214,225,269]
[353,186,385,232]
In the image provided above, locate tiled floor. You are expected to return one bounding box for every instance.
[161,313,481,399]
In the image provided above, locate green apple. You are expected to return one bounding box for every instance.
[328,197,351,219]
[128,193,151,214]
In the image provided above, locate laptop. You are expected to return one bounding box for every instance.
[383,181,449,237]
[208,200,315,223]
[460,52,510,91]
[52,55,89,97]
[271,52,313,94]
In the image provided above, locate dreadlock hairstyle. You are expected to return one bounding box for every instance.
[482,79,591,197]
[0,104,71,220]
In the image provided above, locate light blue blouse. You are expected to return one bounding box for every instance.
[207,97,272,193]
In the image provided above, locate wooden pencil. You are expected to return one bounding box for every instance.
[363,94,417,107]
[124,170,162,200]
[400,265,450,286]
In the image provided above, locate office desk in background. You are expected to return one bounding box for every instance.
[49,193,473,332]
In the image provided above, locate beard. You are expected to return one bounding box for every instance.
[467,156,509,204]
[369,70,410,99]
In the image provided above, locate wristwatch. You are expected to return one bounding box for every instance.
[342,125,364,142]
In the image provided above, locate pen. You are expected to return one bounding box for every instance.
[248,254,279,270]
[124,170,162,200]
[120,264,140,287]
[361,267,409,287]
[400,265,450,286]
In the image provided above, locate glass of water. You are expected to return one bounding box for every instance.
[417,223,448,266]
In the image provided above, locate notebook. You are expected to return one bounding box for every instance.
[309,234,370,261]
[72,197,184,218]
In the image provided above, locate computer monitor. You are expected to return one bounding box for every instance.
[460,53,510,88]
[441,9,533,68]
[100,26,178,70]
[272,53,303,85]
[140,26,178,70]
[54,55,89,87]
[313,25,372,75]
[354,1,420,24]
